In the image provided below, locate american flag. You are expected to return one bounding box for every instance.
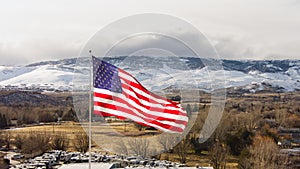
[92,56,188,133]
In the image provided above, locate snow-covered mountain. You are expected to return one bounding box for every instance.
[0,56,299,93]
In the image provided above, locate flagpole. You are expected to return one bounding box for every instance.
[88,50,92,169]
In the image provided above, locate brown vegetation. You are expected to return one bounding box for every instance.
[73,131,89,153]
[1,90,300,168]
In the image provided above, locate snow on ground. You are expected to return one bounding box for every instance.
[0,58,300,92]
[0,65,73,86]
[0,66,35,82]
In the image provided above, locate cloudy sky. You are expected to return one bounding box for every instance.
[0,0,299,65]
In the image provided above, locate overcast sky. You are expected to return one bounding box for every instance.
[0,0,299,65]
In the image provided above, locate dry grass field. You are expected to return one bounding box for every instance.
[4,122,236,167]
[1,90,300,168]
[5,121,160,149]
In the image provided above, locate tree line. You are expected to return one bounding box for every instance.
[0,114,8,129]
[0,130,89,157]
[0,107,77,127]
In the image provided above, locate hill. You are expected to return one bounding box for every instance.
[0,56,299,93]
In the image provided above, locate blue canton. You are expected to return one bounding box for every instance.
[93,57,122,93]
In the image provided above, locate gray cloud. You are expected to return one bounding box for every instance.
[211,34,300,60]
[0,0,299,65]
[212,36,262,60]
[0,39,82,65]
[105,32,215,58]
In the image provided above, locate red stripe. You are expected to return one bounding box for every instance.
[94,101,184,127]
[94,108,183,132]
[121,82,178,108]
[119,69,179,105]
[92,58,188,133]
[94,92,187,117]
[94,99,187,125]
[121,86,187,116]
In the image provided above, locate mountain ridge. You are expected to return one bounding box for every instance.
[0,56,299,93]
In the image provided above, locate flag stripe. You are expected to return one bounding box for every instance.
[94,108,184,133]
[93,95,188,125]
[92,57,188,133]
[119,70,178,106]
[120,80,186,113]
[120,80,180,108]
[119,69,169,101]
[120,85,186,115]
[94,86,186,114]
[95,110,183,133]
[94,88,188,119]
[94,101,186,129]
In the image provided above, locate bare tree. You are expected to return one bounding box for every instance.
[275,110,288,127]
[213,113,232,143]
[238,151,252,169]
[128,138,150,158]
[237,111,261,132]
[22,131,51,155]
[209,142,230,169]
[0,131,5,148]
[73,132,89,153]
[157,134,180,153]
[245,135,289,169]
[51,132,69,151]
[14,134,25,150]
[113,140,129,156]
[173,138,193,164]
[0,132,12,150]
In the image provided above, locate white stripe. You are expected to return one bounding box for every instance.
[121,85,185,112]
[94,106,183,132]
[94,87,186,114]
[94,96,188,122]
[94,94,188,121]
[94,97,187,128]
[119,71,175,105]
[94,88,188,121]
[119,76,186,114]
[94,105,186,130]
